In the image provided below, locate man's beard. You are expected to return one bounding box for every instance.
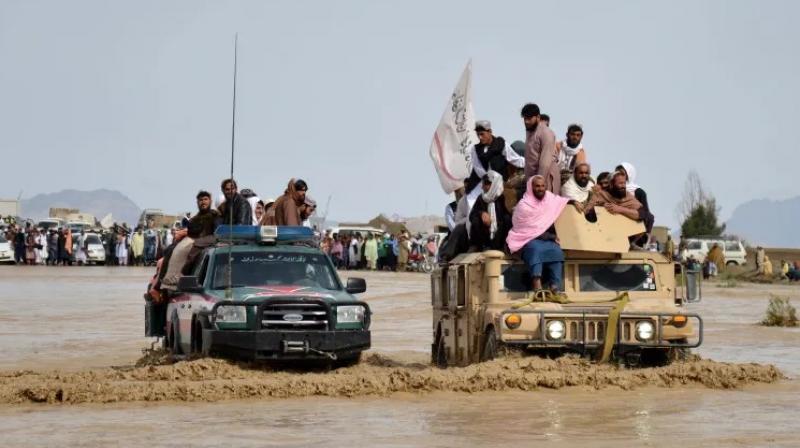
[576,177,589,188]
[533,191,546,200]
[525,123,537,132]
[610,188,626,199]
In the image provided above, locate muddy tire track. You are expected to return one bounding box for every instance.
[0,353,783,405]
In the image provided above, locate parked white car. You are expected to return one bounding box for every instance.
[84,233,106,265]
[0,233,12,263]
[683,238,747,266]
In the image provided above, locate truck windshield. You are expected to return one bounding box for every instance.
[211,252,340,290]
[579,264,656,292]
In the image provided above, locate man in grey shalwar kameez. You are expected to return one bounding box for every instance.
[521,103,560,194]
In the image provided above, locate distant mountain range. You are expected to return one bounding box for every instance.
[725,196,800,248]
[22,189,141,226]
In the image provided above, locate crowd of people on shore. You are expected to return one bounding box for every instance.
[2,176,439,277]
[439,103,656,292]
[0,178,317,267]
[318,230,437,272]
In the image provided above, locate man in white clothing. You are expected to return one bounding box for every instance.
[561,163,595,213]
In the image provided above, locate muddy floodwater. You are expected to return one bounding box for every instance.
[1,267,799,447]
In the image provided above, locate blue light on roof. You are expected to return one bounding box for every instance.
[275,226,314,242]
[214,225,314,244]
[215,225,259,241]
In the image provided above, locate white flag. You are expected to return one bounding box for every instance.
[100,213,114,229]
[429,61,478,193]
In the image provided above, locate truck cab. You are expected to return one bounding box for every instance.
[145,225,371,366]
[431,208,703,367]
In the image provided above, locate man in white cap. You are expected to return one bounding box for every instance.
[468,120,525,190]
[300,195,317,227]
[462,120,526,213]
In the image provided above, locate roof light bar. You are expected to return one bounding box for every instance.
[214,225,314,244]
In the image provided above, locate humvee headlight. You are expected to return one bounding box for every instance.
[337,305,365,323]
[505,314,522,330]
[635,321,655,341]
[216,305,246,323]
[546,320,566,340]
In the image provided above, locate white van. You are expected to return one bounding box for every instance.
[683,238,747,266]
[327,226,385,239]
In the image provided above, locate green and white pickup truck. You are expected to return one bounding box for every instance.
[145,226,371,366]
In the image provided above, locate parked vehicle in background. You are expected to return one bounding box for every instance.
[683,237,747,266]
[82,233,106,265]
[37,218,64,231]
[328,226,384,239]
[0,233,12,264]
[67,221,92,235]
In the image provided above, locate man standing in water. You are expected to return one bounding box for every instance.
[521,103,560,194]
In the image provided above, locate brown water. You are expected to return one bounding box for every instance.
[1,267,799,447]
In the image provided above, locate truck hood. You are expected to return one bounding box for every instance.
[205,285,354,303]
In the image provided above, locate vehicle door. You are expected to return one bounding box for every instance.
[178,254,213,351]
[722,241,738,264]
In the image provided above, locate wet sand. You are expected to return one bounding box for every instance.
[1,267,799,447]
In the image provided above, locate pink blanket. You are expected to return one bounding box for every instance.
[506,178,569,253]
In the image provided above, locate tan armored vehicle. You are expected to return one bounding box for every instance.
[431,208,703,367]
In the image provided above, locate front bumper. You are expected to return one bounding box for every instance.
[202,328,370,360]
[200,298,371,361]
[499,310,703,350]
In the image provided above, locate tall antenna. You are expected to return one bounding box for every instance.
[226,33,239,299]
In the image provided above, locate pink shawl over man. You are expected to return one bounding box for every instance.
[506,177,569,253]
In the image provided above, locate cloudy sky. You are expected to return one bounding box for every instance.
[1,0,797,228]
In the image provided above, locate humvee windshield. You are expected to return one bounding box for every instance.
[501,264,563,292]
[211,252,340,290]
[579,264,655,292]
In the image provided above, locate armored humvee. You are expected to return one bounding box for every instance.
[431,208,702,367]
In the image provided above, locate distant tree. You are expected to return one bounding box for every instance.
[678,171,726,238]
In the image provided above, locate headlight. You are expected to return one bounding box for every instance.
[216,305,247,323]
[635,321,655,341]
[546,320,566,340]
[337,305,365,323]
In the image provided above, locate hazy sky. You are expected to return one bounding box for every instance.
[1,0,798,228]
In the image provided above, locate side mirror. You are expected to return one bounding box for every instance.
[684,268,702,303]
[345,277,367,294]
[177,276,203,293]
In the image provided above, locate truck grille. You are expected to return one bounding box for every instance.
[568,319,606,343]
[261,303,329,330]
